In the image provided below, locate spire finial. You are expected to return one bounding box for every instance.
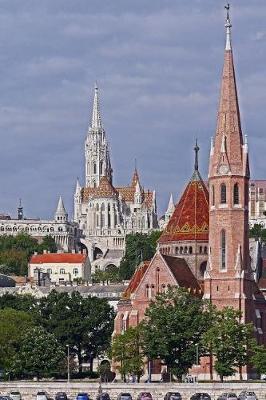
[91,83,102,129]
[225,3,232,51]
[194,139,199,171]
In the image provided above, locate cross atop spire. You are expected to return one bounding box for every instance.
[91,82,102,129]
[225,3,232,51]
[194,139,199,171]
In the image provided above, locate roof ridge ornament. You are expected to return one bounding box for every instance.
[225,3,232,51]
[194,139,199,171]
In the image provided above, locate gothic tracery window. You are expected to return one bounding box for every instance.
[233,183,239,205]
[221,183,227,204]
[220,229,226,270]
[212,185,215,206]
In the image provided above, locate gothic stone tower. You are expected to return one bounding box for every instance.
[204,6,255,324]
[85,84,112,188]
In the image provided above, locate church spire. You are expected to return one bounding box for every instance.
[209,4,247,178]
[91,83,102,130]
[225,3,232,51]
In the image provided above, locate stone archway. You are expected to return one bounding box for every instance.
[199,260,207,277]
[93,247,103,260]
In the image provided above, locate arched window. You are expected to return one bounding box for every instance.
[93,163,97,174]
[220,229,226,270]
[212,185,215,206]
[99,161,103,175]
[233,183,239,205]
[189,246,193,254]
[60,268,65,275]
[221,183,227,204]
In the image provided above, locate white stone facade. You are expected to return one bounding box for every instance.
[0,197,81,252]
[28,252,91,284]
[74,85,158,272]
[249,180,266,228]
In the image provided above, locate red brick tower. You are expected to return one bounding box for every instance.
[204,5,254,324]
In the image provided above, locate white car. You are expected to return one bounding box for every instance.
[36,392,48,400]
[9,392,21,400]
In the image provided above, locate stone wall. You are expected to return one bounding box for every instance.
[0,382,266,400]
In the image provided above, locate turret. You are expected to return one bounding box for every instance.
[55,196,68,222]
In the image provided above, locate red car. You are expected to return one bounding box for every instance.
[137,393,153,400]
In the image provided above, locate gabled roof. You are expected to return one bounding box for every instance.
[123,261,150,299]
[159,169,209,243]
[30,253,87,264]
[82,176,118,201]
[162,255,201,293]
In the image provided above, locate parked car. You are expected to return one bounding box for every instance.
[238,392,257,400]
[218,394,237,400]
[164,393,182,400]
[9,392,21,400]
[137,394,153,400]
[55,393,68,400]
[190,394,211,400]
[96,394,110,400]
[117,394,132,400]
[36,392,49,400]
[76,394,90,400]
[0,397,12,400]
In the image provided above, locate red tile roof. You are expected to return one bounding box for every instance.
[30,253,87,264]
[159,170,209,243]
[123,261,150,299]
[82,176,118,201]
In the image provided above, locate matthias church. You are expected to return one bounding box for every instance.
[73,85,158,272]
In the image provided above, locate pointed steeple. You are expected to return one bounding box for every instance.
[131,162,140,187]
[209,4,247,178]
[91,83,102,130]
[166,194,175,215]
[55,196,68,222]
[191,140,203,181]
[75,178,81,195]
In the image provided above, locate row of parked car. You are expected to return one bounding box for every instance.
[0,390,259,400]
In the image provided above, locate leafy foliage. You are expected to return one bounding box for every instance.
[0,233,57,275]
[202,307,253,381]
[13,326,65,378]
[249,224,266,242]
[251,344,266,375]
[0,293,37,313]
[36,290,115,372]
[141,287,212,381]
[92,265,121,284]
[119,231,162,280]
[110,326,144,382]
[0,308,34,371]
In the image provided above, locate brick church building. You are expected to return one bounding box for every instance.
[113,7,266,379]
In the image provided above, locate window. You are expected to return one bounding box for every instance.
[212,185,215,206]
[93,163,97,174]
[60,268,65,275]
[221,183,227,204]
[220,229,226,270]
[233,183,239,205]
[47,269,52,274]
[189,246,193,254]
[73,268,79,276]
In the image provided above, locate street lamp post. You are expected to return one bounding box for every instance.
[66,344,70,383]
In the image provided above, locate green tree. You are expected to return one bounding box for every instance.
[92,265,121,284]
[119,231,162,280]
[13,326,64,379]
[110,326,144,382]
[251,344,266,376]
[0,293,37,313]
[36,290,115,372]
[249,224,266,242]
[0,308,34,371]
[0,233,57,275]
[141,287,211,381]
[202,307,253,382]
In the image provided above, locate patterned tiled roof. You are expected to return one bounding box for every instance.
[159,170,209,243]
[82,176,118,201]
[123,261,150,299]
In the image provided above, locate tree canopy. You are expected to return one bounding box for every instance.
[249,224,266,242]
[0,233,57,275]
[141,287,212,381]
[119,231,162,280]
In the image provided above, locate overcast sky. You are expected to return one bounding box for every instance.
[0,0,265,219]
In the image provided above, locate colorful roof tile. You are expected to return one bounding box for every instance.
[30,253,87,264]
[123,261,150,299]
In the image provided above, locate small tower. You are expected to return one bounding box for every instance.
[74,178,82,223]
[85,84,112,188]
[55,196,68,222]
[17,199,23,220]
[164,194,175,225]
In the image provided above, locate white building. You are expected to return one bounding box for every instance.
[29,252,91,285]
[74,85,158,272]
[0,197,81,252]
[249,180,266,227]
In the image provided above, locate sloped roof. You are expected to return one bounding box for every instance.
[30,253,87,264]
[82,176,118,201]
[159,170,209,243]
[123,261,150,299]
[162,255,201,293]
